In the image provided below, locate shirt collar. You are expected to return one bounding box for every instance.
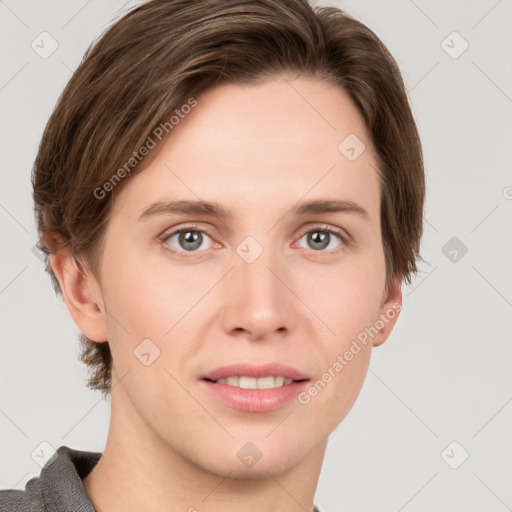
[39,445,101,512]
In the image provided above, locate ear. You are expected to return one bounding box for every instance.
[371,276,403,348]
[48,243,108,343]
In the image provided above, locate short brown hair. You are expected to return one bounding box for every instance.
[33,0,425,397]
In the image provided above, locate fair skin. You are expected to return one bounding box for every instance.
[50,75,402,512]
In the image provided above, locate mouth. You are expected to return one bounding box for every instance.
[200,363,310,412]
[206,375,296,389]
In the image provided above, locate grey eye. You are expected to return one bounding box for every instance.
[165,229,213,252]
[297,230,342,251]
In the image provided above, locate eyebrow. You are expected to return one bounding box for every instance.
[137,199,369,221]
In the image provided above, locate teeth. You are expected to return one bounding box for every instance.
[226,376,239,387]
[272,376,285,387]
[257,376,277,389]
[215,376,294,389]
[239,376,257,389]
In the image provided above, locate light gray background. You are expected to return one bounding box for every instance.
[1,1,511,511]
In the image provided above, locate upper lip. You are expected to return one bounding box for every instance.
[202,363,309,382]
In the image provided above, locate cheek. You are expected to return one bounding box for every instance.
[100,245,211,365]
[294,271,379,425]
[300,255,385,348]
[98,243,166,351]
[295,254,384,411]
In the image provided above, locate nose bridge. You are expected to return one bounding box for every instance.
[235,235,284,303]
[224,234,293,336]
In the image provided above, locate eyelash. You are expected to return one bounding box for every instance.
[160,223,351,258]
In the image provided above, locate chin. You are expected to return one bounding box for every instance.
[187,438,313,480]
[206,454,303,480]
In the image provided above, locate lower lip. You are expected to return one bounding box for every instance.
[201,379,309,412]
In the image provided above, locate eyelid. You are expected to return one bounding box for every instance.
[159,223,217,256]
[159,223,216,242]
[159,222,351,256]
[304,224,351,244]
[292,224,352,254]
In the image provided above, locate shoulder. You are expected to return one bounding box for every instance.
[0,445,101,512]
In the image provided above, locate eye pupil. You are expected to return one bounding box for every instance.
[179,230,202,250]
[308,231,329,250]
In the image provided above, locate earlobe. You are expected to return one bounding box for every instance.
[372,277,403,348]
[49,245,108,343]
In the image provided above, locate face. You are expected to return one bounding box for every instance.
[66,75,401,478]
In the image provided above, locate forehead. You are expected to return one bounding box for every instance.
[165,75,374,160]
[112,76,381,223]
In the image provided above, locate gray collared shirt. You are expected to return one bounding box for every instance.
[0,445,101,511]
[1,445,325,511]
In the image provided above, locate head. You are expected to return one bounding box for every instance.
[33,0,424,477]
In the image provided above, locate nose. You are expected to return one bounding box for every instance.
[221,244,296,341]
